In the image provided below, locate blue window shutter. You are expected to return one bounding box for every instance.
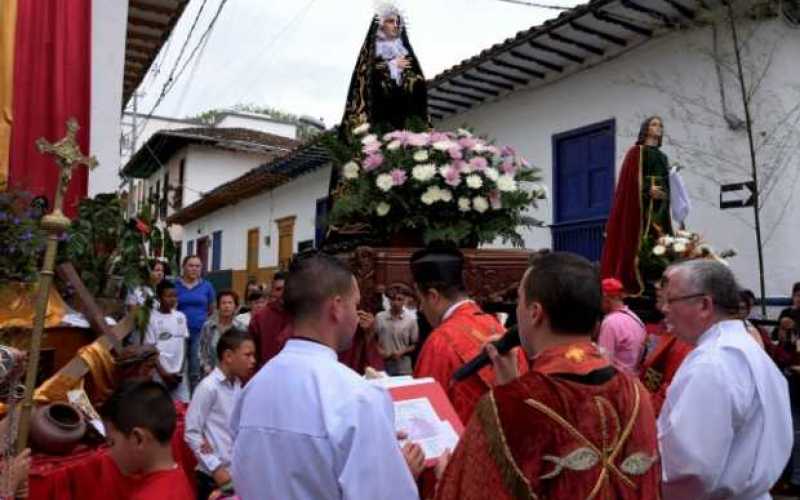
[187,239,194,257]
[212,231,222,271]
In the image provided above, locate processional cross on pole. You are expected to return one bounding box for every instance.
[15,118,97,453]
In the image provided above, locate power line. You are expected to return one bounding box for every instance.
[494,0,572,11]
[141,0,230,125]
[158,0,210,101]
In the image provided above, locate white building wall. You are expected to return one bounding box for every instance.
[182,145,267,207]
[120,114,200,167]
[215,113,297,139]
[438,17,800,298]
[182,165,331,270]
[88,0,127,196]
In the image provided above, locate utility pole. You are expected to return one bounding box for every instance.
[726,0,767,317]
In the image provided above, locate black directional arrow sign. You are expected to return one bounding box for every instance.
[720,181,756,209]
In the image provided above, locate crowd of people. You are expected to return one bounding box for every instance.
[3,249,800,500]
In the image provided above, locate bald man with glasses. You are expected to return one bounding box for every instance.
[657,260,791,499]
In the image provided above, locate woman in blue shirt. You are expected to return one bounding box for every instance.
[175,255,216,389]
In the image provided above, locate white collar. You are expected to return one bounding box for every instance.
[284,338,337,360]
[442,299,472,323]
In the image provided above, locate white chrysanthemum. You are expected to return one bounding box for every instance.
[484,167,499,182]
[458,197,471,212]
[662,236,675,246]
[534,184,549,199]
[439,189,453,202]
[387,140,402,151]
[471,142,487,153]
[432,140,453,151]
[413,150,429,162]
[496,174,517,192]
[457,128,473,137]
[472,196,489,213]
[376,173,394,192]
[673,242,687,253]
[361,134,379,146]
[375,202,391,216]
[352,122,370,135]
[421,188,437,205]
[653,245,667,256]
[412,163,437,182]
[342,161,360,179]
[675,237,690,246]
[466,174,483,189]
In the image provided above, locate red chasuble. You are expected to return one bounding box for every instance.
[94,454,193,500]
[436,341,660,500]
[639,329,693,416]
[601,146,646,296]
[413,301,527,424]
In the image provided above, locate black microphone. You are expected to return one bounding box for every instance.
[451,326,520,382]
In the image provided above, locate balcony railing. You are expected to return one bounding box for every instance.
[551,217,606,262]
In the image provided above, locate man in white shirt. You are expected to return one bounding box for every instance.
[658,259,792,500]
[230,253,423,500]
[185,330,256,500]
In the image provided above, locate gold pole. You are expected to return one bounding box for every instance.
[15,118,96,453]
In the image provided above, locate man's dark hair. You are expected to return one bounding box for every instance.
[216,329,254,361]
[273,271,287,283]
[182,255,201,267]
[156,279,176,298]
[793,282,800,296]
[217,289,240,307]
[100,380,176,444]
[521,252,602,335]
[284,253,354,322]
[246,289,264,302]
[739,288,756,307]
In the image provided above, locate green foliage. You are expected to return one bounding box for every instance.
[0,188,47,283]
[189,103,321,139]
[59,193,177,297]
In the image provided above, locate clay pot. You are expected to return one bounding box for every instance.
[30,402,86,455]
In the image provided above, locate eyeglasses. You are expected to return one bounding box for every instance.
[665,293,707,305]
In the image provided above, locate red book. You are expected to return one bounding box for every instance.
[376,377,464,467]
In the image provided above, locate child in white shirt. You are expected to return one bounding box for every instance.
[145,280,190,402]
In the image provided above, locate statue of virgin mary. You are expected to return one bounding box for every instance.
[340,3,429,136]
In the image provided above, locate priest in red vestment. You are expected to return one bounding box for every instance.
[411,247,527,424]
[249,273,292,367]
[436,252,660,500]
[601,116,673,296]
[639,325,693,417]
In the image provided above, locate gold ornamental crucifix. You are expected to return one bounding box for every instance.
[16,118,97,453]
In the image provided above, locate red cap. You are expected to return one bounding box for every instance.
[601,278,625,297]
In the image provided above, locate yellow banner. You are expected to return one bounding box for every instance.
[0,0,17,189]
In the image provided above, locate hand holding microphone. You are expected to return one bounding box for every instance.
[451,326,521,384]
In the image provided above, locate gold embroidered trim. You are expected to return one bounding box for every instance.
[620,452,658,476]
[477,392,537,500]
[540,448,600,480]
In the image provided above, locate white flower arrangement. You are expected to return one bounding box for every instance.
[329,125,544,246]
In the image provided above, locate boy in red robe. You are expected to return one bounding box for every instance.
[436,252,660,500]
[98,380,193,500]
[411,247,527,424]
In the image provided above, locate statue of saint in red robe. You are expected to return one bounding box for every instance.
[436,341,661,500]
[601,116,673,296]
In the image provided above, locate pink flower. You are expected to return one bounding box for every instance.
[458,137,477,149]
[501,145,516,157]
[363,153,384,171]
[362,141,381,155]
[450,160,466,173]
[448,147,463,160]
[429,131,449,143]
[489,190,502,210]
[390,168,407,186]
[469,156,488,172]
[500,158,516,174]
[486,145,501,156]
[520,157,530,168]
[441,166,461,187]
[407,133,429,147]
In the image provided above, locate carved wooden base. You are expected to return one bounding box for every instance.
[345,246,534,313]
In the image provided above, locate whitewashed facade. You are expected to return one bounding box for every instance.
[172,2,800,301]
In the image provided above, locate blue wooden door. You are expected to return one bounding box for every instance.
[211,230,222,271]
[551,120,615,262]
